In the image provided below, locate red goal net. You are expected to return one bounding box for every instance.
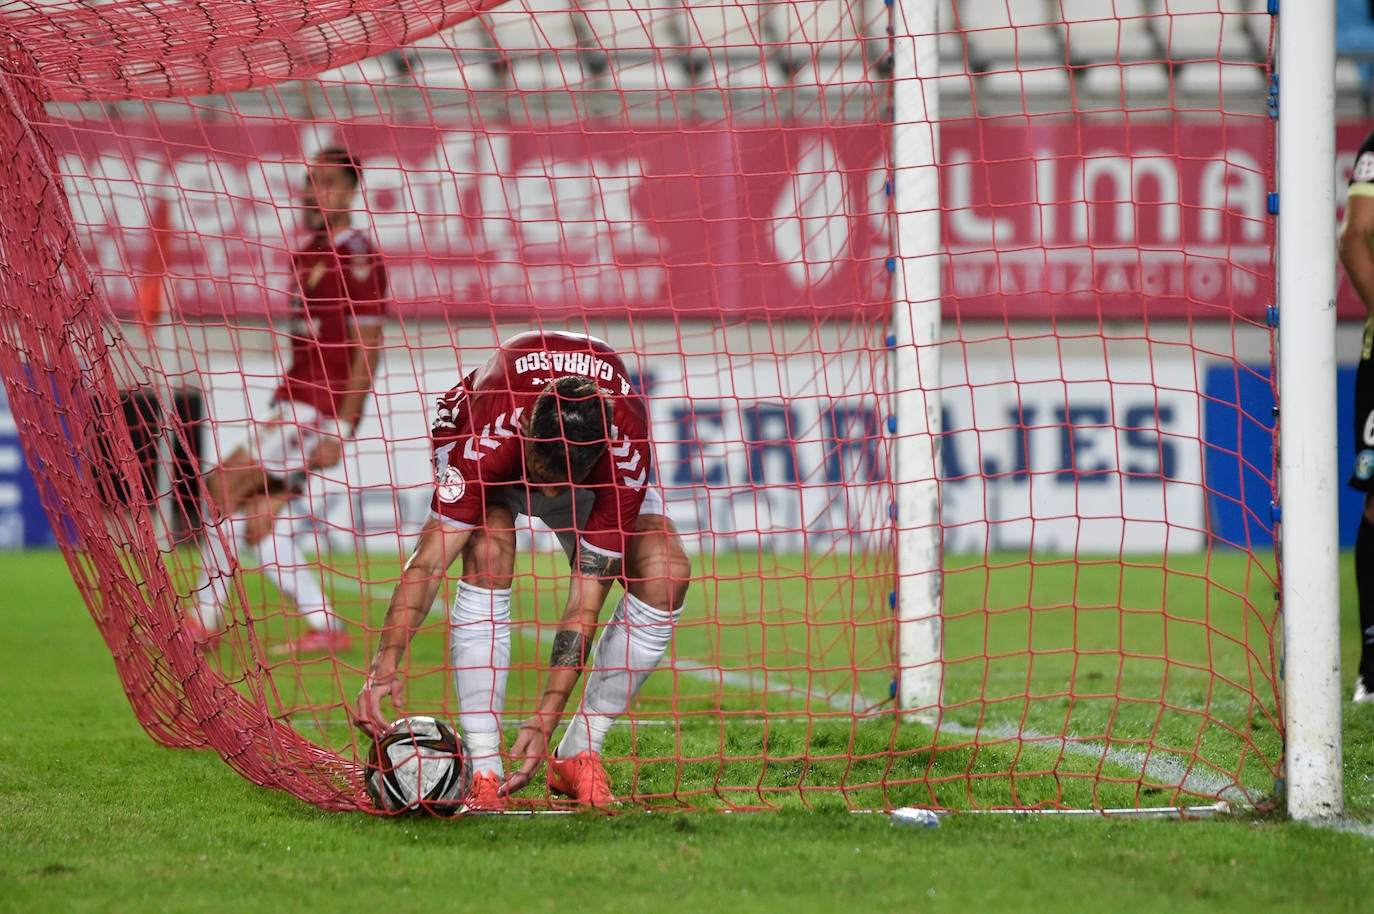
[0,0,1283,813]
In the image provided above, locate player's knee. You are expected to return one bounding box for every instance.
[628,536,691,611]
[659,538,692,608]
[629,568,689,616]
[665,555,691,609]
[656,563,692,612]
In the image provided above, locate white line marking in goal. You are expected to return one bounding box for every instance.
[1310,819,1374,838]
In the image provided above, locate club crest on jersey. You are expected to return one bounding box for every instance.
[1356,152,1374,183]
[350,258,372,282]
[436,465,466,502]
[1357,449,1374,481]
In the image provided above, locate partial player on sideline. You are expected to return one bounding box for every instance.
[185,146,388,656]
[354,330,691,811]
[1339,125,1374,704]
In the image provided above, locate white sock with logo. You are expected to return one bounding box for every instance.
[450,582,513,778]
[557,593,679,759]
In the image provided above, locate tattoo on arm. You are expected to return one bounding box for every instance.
[550,630,593,669]
[577,549,623,582]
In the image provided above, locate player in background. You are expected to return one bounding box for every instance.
[1339,126,1374,703]
[184,146,389,656]
[353,331,691,811]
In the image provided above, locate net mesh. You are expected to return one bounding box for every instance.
[0,0,1282,812]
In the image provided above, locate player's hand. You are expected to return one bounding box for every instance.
[354,667,403,737]
[501,717,554,796]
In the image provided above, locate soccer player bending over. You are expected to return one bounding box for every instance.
[354,331,691,810]
[184,146,388,655]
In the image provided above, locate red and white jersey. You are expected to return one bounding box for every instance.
[429,331,652,560]
[273,226,389,419]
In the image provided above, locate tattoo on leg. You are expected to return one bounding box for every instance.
[577,549,622,582]
[550,630,592,669]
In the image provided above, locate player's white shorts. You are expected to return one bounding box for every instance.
[228,403,343,481]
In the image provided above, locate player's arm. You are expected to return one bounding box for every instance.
[336,319,384,437]
[1341,188,1374,317]
[336,248,388,438]
[503,550,621,794]
[535,558,619,728]
[354,516,471,734]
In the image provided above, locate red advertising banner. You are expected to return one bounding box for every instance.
[48,113,1334,323]
[53,117,890,322]
[942,117,1273,323]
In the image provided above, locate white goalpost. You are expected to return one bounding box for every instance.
[1277,0,1344,820]
[890,0,944,717]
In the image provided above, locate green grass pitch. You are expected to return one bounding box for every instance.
[2,548,1373,912]
[206,545,1285,811]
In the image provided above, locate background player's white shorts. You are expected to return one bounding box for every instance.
[230,403,343,479]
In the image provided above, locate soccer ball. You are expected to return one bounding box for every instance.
[364,716,470,817]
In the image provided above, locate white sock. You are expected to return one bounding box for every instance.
[191,515,251,631]
[462,730,502,782]
[260,522,334,631]
[557,593,679,759]
[449,582,513,778]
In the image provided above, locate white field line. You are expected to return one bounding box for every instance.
[1310,819,1374,838]
[318,568,1256,799]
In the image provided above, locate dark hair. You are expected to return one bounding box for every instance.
[525,376,612,483]
[314,145,361,188]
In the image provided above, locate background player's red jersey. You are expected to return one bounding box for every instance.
[274,227,388,418]
[430,331,653,559]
